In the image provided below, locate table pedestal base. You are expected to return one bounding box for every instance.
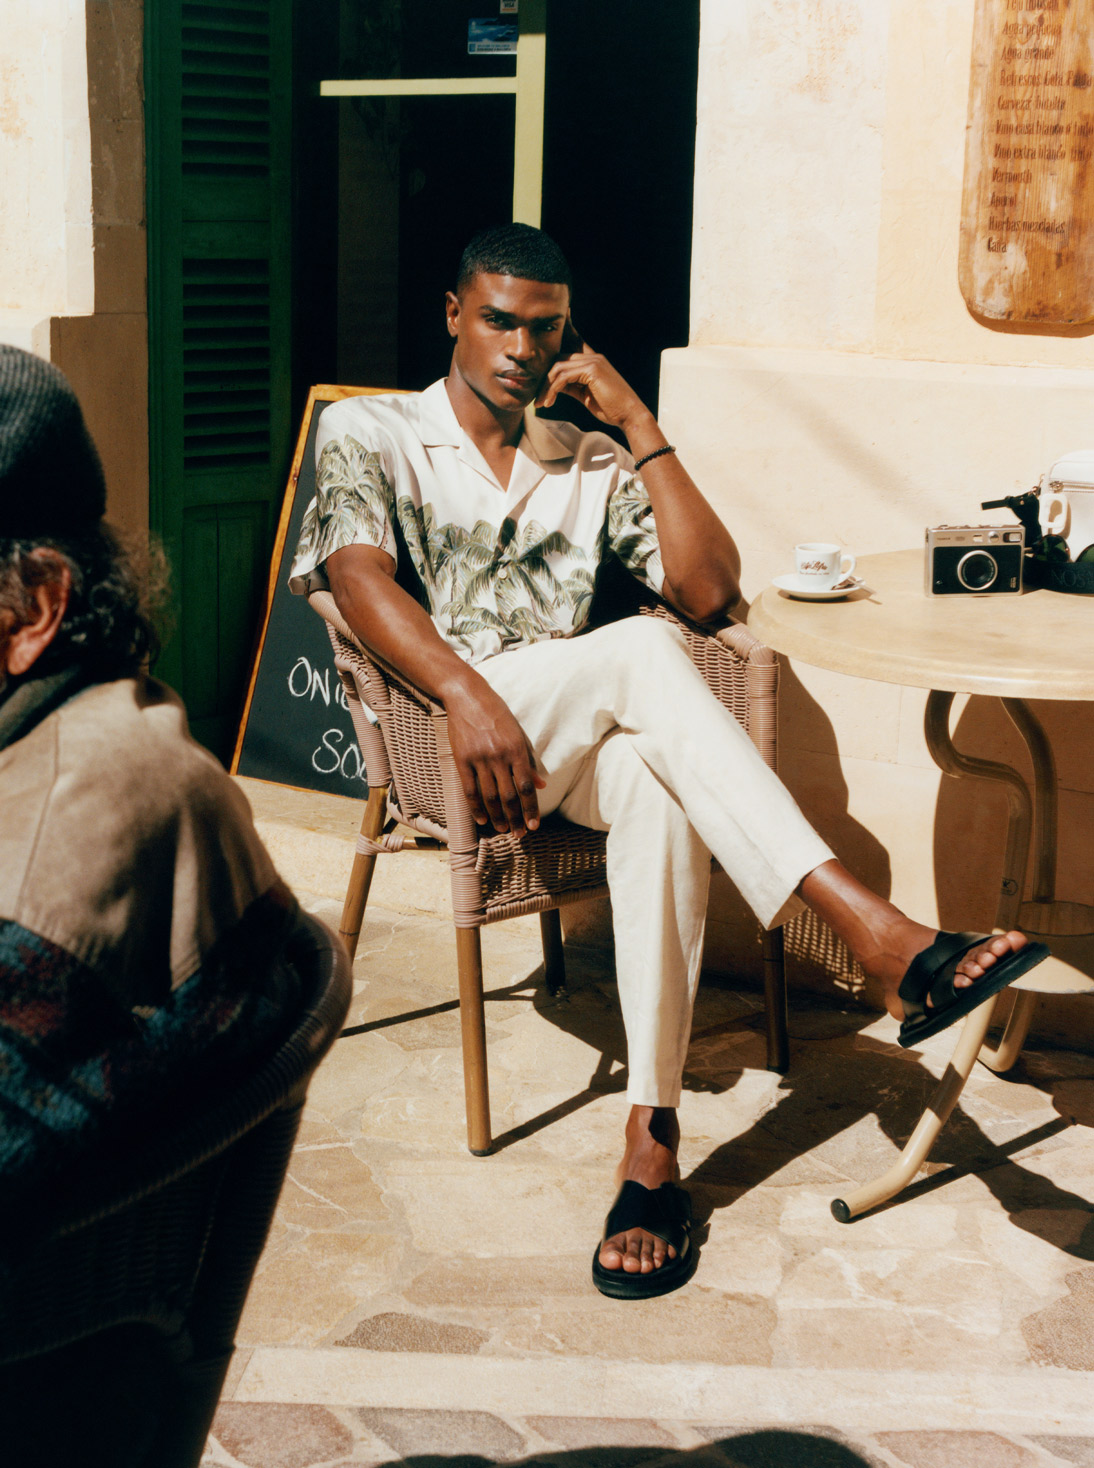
[833,691,1094,1222]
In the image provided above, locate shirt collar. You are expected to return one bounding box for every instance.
[418,379,462,448]
[418,378,573,464]
[520,408,573,464]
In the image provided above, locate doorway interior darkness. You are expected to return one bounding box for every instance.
[308,0,700,416]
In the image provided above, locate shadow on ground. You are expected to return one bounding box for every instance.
[347,938,1094,1264]
[377,1430,876,1466]
[523,959,1094,1264]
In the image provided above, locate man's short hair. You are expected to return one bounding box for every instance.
[456,223,572,298]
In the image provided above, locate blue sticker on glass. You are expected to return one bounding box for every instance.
[468,18,518,54]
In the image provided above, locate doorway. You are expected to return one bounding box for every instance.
[324,0,699,410]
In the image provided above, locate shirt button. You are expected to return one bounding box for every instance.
[497,565,509,579]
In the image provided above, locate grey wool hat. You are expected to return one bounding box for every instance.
[0,345,107,537]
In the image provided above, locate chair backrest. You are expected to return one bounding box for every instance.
[0,909,352,1468]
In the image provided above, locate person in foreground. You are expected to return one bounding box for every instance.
[0,345,301,1209]
[289,224,1051,1299]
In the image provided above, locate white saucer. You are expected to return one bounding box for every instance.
[772,573,865,601]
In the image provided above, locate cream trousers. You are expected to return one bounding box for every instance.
[478,617,834,1107]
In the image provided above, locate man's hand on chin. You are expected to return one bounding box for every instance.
[536,341,652,438]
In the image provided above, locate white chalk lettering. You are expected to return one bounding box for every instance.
[312,728,366,781]
[288,654,332,705]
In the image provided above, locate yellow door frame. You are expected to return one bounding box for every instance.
[319,0,546,226]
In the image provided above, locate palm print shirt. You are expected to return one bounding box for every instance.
[288,380,665,667]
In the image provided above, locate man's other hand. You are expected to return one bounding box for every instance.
[442,677,546,838]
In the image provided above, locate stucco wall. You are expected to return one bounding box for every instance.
[663,0,1094,1035]
[0,0,94,332]
[0,0,147,537]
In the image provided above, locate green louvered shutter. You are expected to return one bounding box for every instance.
[147,0,293,758]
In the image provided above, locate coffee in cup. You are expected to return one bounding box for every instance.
[794,542,856,590]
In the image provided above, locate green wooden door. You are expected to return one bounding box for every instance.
[146,0,293,758]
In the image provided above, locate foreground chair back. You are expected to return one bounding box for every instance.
[310,570,790,1157]
[0,910,352,1468]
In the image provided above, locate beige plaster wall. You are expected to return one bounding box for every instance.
[665,0,1094,1038]
[0,0,93,329]
[0,0,147,537]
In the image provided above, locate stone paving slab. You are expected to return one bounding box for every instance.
[206,891,1094,1467]
[201,1403,1094,1468]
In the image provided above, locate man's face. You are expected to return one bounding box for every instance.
[446,273,570,412]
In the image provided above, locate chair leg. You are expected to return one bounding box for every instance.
[830,999,996,1222]
[456,926,492,1155]
[339,785,387,961]
[977,989,1038,1074]
[539,909,567,996]
[762,926,789,1073]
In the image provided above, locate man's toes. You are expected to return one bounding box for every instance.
[649,1237,677,1270]
[599,1236,625,1271]
[601,1229,679,1273]
[623,1234,646,1273]
[956,931,1029,985]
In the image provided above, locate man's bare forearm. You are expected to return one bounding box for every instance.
[325,543,545,836]
[326,543,480,704]
[538,348,741,624]
[621,408,741,623]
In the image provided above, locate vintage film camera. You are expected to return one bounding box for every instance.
[924,524,1025,596]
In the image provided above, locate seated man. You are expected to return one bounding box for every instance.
[289,224,1048,1299]
[0,346,301,1210]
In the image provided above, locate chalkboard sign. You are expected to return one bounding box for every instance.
[231,386,402,796]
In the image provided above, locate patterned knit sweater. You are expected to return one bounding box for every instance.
[0,671,300,1206]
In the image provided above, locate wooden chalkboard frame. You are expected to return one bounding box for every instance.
[230,384,402,793]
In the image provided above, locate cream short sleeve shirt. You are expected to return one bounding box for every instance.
[288,379,665,667]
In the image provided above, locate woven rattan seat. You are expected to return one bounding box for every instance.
[0,910,352,1468]
[310,576,789,1154]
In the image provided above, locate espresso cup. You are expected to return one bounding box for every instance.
[794,542,856,590]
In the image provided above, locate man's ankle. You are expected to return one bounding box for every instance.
[625,1105,679,1152]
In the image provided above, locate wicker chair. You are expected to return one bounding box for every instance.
[310,564,789,1155]
[0,910,352,1468]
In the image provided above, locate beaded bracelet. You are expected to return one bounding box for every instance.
[633,444,676,472]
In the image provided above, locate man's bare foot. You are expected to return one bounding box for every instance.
[598,1105,680,1275]
[870,923,1031,1021]
[797,861,1031,1020]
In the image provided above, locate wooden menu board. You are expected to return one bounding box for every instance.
[960,0,1094,323]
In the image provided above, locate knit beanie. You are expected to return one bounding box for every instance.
[0,345,107,537]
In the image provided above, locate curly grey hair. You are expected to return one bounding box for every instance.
[0,525,159,680]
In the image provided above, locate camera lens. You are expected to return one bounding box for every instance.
[957,549,998,590]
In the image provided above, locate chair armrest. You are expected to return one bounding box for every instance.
[638,600,779,768]
[308,590,442,717]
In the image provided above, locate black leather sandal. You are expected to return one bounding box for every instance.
[591,1179,696,1300]
[897,930,1050,1048]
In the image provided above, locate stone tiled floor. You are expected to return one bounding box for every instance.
[201,857,1094,1468]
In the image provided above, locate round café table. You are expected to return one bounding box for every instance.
[748,548,1094,1220]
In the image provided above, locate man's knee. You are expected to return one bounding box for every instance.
[603,614,690,667]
